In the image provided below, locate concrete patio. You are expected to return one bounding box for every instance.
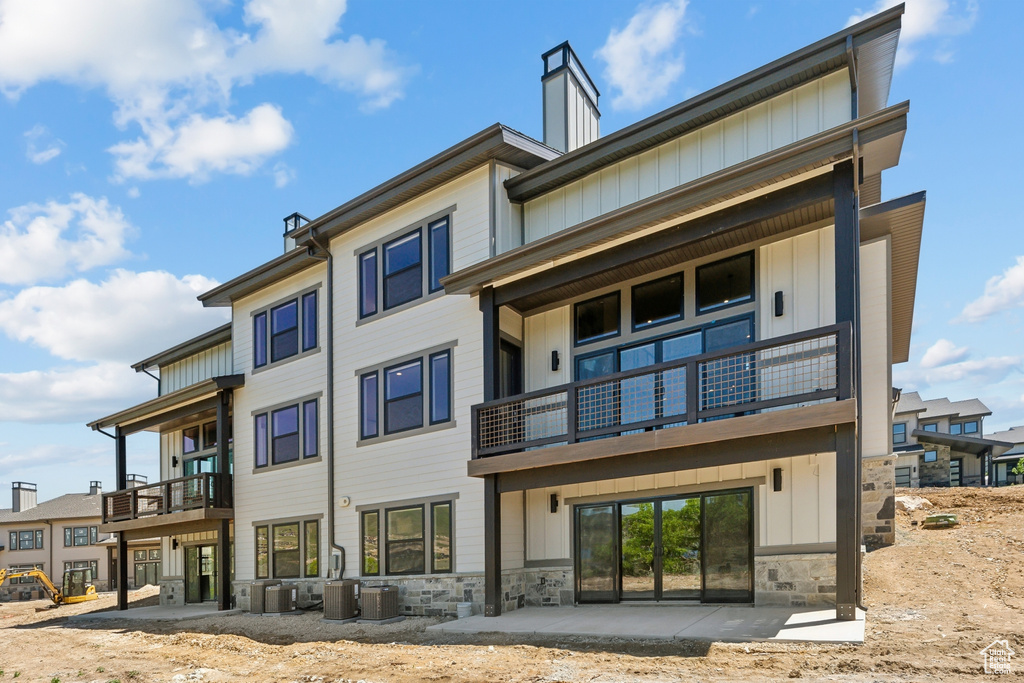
[428,604,865,643]
[67,604,241,623]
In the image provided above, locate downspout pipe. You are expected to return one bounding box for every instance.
[307,230,344,578]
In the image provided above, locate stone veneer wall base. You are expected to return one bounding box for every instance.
[862,454,896,549]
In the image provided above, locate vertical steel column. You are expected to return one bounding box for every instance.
[218,518,232,610]
[480,286,500,402]
[833,159,860,621]
[115,426,129,610]
[216,389,232,507]
[483,474,502,617]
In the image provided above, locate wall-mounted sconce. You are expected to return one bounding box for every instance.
[172,538,179,550]
[550,492,559,513]
[171,456,179,468]
[774,291,784,317]
[773,468,783,492]
[551,350,560,372]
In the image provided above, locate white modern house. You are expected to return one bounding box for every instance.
[89,4,922,622]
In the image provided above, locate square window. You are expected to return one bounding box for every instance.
[73,527,89,547]
[183,426,200,454]
[574,292,620,345]
[696,252,754,313]
[360,372,379,439]
[302,291,317,351]
[383,231,422,310]
[385,360,423,434]
[359,250,378,318]
[950,423,962,435]
[271,406,300,465]
[253,312,268,368]
[429,350,451,424]
[632,273,683,330]
[386,506,425,575]
[149,548,161,560]
[254,413,269,468]
[271,300,299,362]
[362,511,380,576]
[272,523,300,578]
[303,400,318,458]
[964,421,979,434]
[924,450,937,463]
[134,550,147,562]
[428,217,450,293]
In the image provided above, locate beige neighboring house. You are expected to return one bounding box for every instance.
[0,481,161,601]
[891,392,1013,488]
[986,426,1024,486]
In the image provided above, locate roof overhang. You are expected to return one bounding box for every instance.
[443,101,908,295]
[199,247,319,308]
[287,124,559,247]
[132,323,232,372]
[911,430,1013,457]
[860,191,925,364]
[503,5,902,202]
[88,375,244,435]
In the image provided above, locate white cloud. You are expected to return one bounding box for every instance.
[847,0,978,67]
[895,354,1022,391]
[920,338,969,368]
[24,124,64,164]
[0,363,152,424]
[0,0,412,182]
[957,255,1024,323]
[0,194,135,285]
[596,0,689,111]
[0,269,227,363]
[273,162,296,188]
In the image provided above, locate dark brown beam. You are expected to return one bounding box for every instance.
[218,518,232,610]
[480,287,500,402]
[216,390,232,507]
[115,426,129,611]
[483,474,501,616]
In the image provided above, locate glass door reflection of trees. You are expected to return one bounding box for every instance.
[575,488,752,604]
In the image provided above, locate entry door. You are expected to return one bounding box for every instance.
[185,545,218,603]
[620,497,701,601]
[950,459,962,487]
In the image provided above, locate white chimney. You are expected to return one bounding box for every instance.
[126,474,148,489]
[12,482,37,513]
[541,42,600,153]
[283,212,310,253]
[89,481,102,496]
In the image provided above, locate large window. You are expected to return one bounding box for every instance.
[255,519,319,579]
[360,497,455,577]
[574,292,620,346]
[253,396,319,469]
[10,529,44,551]
[358,212,452,320]
[64,526,98,547]
[359,345,454,442]
[696,252,754,314]
[632,273,684,331]
[893,423,907,444]
[253,287,319,370]
[951,421,979,436]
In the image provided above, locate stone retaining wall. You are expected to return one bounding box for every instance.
[862,455,896,548]
[754,552,836,607]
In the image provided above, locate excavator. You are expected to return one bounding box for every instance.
[0,567,98,607]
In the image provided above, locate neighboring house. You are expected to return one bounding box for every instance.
[986,426,1024,486]
[89,6,921,622]
[0,481,161,601]
[891,392,1013,487]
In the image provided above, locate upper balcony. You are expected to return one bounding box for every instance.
[469,323,855,478]
[100,473,232,534]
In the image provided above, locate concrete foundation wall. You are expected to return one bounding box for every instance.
[862,455,896,548]
[754,552,836,607]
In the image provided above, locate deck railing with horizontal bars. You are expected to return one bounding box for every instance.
[472,322,852,459]
[102,472,228,523]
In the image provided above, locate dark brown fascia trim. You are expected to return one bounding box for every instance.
[87,374,244,431]
[198,247,318,308]
[504,6,904,201]
[286,124,559,246]
[131,323,232,372]
[444,102,909,294]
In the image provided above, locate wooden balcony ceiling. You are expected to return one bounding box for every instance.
[467,399,857,481]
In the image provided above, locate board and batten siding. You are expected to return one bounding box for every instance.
[524,71,851,243]
[160,341,233,394]
[493,163,523,256]
[859,237,892,459]
[229,263,329,582]
[521,455,837,562]
[329,166,492,577]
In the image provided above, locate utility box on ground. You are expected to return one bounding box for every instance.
[361,585,399,620]
[249,579,281,614]
[264,584,298,613]
[323,579,359,620]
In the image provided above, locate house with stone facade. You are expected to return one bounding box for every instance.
[892,392,1013,488]
[89,5,920,622]
[985,425,1024,486]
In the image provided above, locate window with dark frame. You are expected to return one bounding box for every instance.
[696,252,754,313]
[922,423,938,433]
[574,292,620,345]
[183,426,200,454]
[303,400,318,458]
[924,450,938,463]
[383,231,422,310]
[385,506,425,575]
[35,529,44,549]
[429,350,451,425]
[253,397,318,469]
[964,420,979,434]
[360,373,379,439]
[362,510,380,575]
[253,312,268,368]
[271,405,300,465]
[253,289,318,370]
[254,414,269,467]
[359,250,378,318]
[360,500,454,577]
[632,272,684,330]
[431,502,451,573]
[384,360,423,434]
[255,525,269,579]
[271,300,299,362]
[428,217,450,293]
[202,421,217,450]
[304,520,319,577]
[272,523,300,578]
[893,423,907,444]
[302,291,318,351]
[360,347,454,442]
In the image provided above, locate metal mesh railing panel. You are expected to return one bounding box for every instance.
[477,391,568,451]
[577,366,688,433]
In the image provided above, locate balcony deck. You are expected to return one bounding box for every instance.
[100,472,232,536]
[469,323,854,479]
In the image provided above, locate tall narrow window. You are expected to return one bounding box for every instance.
[428,217,450,292]
[386,506,425,575]
[271,405,300,465]
[203,422,217,449]
[253,312,268,368]
[362,511,380,575]
[383,231,422,310]
[21,531,35,550]
[696,252,754,313]
[63,528,72,547]
[360,372,379,439]
[303,400,318,458]
[272,523,300,578]
[35,530,44,549]
[255,526,269,579]
[431,502,452,573]
[893,423,907,444]
[302,291,317,351]
[270,300,299,362]
[304,520,319,577]
[359,250,378,318]
[574,292,620,345]
[254,413,269,468]
[429,350,451,424]
[385,360,423,434]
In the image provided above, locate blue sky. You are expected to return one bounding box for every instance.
[1,0,1020,501]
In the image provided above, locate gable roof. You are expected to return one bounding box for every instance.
[0,494,101,524]
[132,323,231,372]
[894,392,991,421]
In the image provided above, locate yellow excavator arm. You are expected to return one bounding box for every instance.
[0,567,97,606]
[0,568,62,605]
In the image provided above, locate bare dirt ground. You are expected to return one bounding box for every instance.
[1,485,1022,682]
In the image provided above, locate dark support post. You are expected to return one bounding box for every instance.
[483,474,502,617]
[218,518,232,610]
[833,159,860,621]
[480,286,500,402]
[216,389,232,507]
[115,426,129,611]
